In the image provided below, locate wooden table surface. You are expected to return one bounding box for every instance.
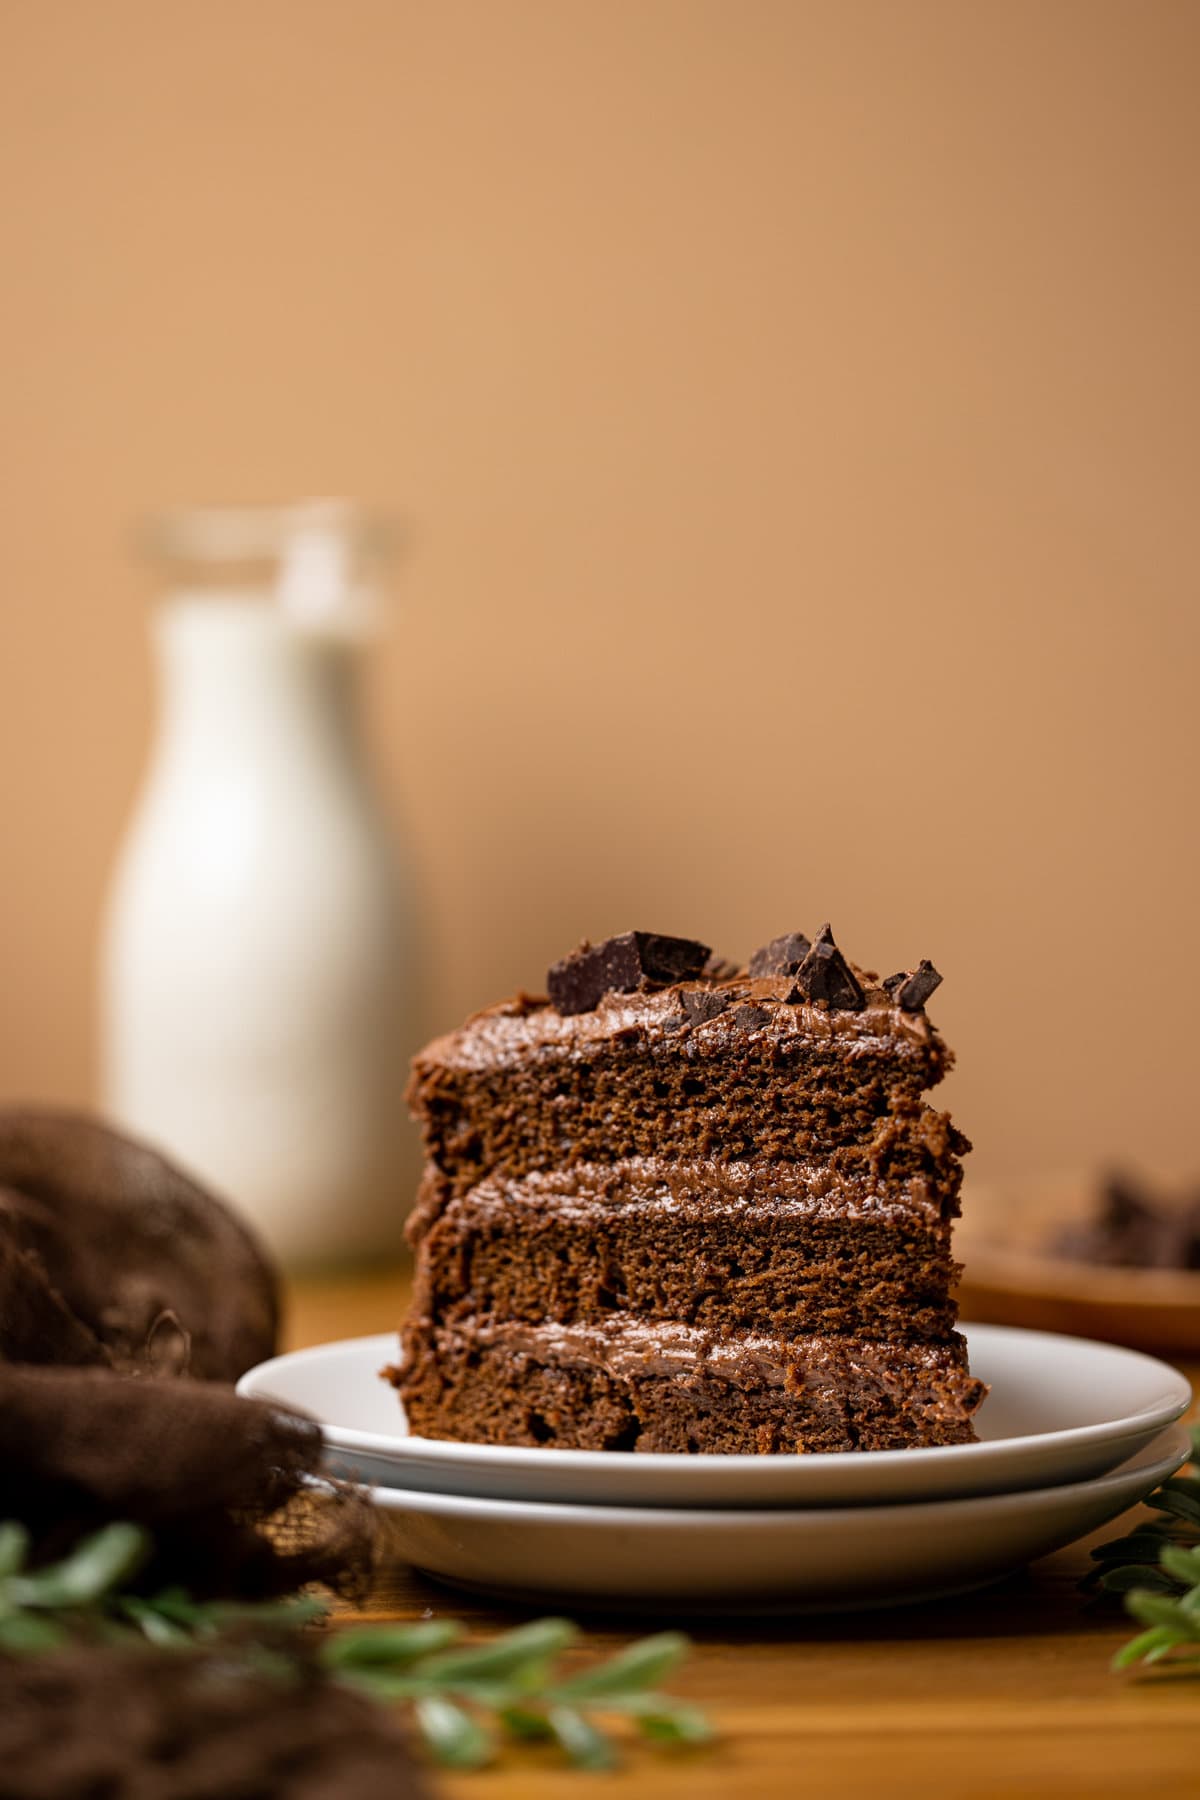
[285,1270,1199,1800]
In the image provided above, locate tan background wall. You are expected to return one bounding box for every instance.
[0,0,1197,1186]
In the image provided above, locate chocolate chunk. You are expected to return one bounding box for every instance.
[682,989,732,1026]
[1101,1173,1156,1235]
[1052,1172,1200,1272]
[883,960,943,1012]
[748,932,811,977]
[788,924,865,1011]
[732,1002,774,1031]
[548,932,712,1015]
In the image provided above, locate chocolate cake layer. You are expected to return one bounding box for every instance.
[393,1314,985,1454]
[409,1159,962,1341]
[409,979,957,1192]
[393,925,982,1457]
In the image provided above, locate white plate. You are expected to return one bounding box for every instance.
[356,1426,1192,1613]
[236,1325,1191,1508]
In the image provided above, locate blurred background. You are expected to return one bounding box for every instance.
[1,0,1197,1195]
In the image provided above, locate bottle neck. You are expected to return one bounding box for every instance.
[151,592,361,771]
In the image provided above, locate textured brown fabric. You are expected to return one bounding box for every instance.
[0,1365,375,1598]
[0,1112,371,1596]
[0,1109,278,1381]
[0,1234,110,1368]
[0,1641,429,1800]
[0,1111,387,1796]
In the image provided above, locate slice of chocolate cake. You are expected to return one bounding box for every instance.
[390,928,985,1454]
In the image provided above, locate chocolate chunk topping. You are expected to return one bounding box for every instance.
[732,1002,774,1031]
[548,932,712,1016]
[748,931,811,977]
[681,989,732,1026]
[883,960,943,1012]
[788,924,865,1011]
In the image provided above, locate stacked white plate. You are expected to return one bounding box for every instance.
[238,1324,1192,1615]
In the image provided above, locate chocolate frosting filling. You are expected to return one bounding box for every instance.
[459,1314,981,1418]
[423,1155,954,1227]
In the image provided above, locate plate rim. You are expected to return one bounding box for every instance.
[328,1421,1193,1528]
[236,1322,1193,1472]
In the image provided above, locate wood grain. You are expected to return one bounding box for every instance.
[285,1271,1199,1799]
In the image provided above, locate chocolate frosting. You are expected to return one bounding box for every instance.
[417,970,944,1076]
[463,1313,980,1418]
[427,1155,953,1227]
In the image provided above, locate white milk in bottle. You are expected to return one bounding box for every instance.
[100,502,419,1266]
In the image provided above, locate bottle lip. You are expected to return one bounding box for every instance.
[139,500,400,639]
[141,499,399,568]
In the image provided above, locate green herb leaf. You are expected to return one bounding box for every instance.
[548,1704,619,1770]
[414,1695,494,1769]
[1092,1438,1200,1677]
[1112,1624,1188,1671]
[419,1617,578,1682]
[0,1519,712,1772]
[552,1631,691,1699]
[188,1594,329,1633]
[0,1522,30,1580]
[118,1596,195,1646]
[321,1619,462,1668]
[1099,1564,1182,1595]
[1089,1528,1173,1564]
[1161,1543,1200,1587]
[137,1587,206,1626]
[1148,1481,1200,1527]
[499,1705,555,1741]
[0,1612,70,1653]
[8,1523,151,1609]
[1125,1590,1195,1631]
[634,1703,716,1746]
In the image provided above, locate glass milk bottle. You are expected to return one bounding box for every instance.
[100,502,419,1267]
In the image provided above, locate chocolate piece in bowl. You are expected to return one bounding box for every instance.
[392,925,984,1454]
[1052,1170,1200,1271]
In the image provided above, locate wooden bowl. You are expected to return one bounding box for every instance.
[956,1177,1200,1356]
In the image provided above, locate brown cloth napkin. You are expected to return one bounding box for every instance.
[0,1641,430,1800]
[0,1110,403,1797]
[0,1109,369,1594]
[0,1110,277,1379]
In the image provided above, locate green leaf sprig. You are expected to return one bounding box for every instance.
[1087,1424,1200,1675]
[0,1521,712,1771]
[326,1615,711,1770]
